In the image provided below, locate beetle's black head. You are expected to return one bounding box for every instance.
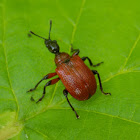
[44,39,59,54]
[29,20,60,55]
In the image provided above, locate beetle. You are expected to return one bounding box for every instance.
[27,20,111,119]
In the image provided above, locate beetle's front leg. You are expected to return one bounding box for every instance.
[71,44,80,56]
[33,77,60,103]
[27,72,57,92]
[63,89,79,119]
[82,57,103,67]
[92,70,111,95]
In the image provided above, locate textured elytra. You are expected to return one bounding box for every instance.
[56,55,97,100]
[0,0,140,140]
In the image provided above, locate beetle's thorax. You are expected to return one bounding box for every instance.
[55,52,71,66]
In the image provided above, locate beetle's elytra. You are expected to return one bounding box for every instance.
[27,20,111,119]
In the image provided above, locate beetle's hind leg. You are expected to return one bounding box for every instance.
[92,70,111,95]
[27,72,57,92]
[63,89,79,119]
[33,77,60,103]
[82,57,103,67]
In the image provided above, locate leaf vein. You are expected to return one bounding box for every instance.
[1,1,19,120]
[70,0,86,44]
[25,126,50,139]
[56,0,75,26]
[52,108,140,125]
[130,104,137,121]
[0,86,11,90]
[48,82,59,106]
[25,107,140,126]
[122,33,140,69]
[102,70,140,84]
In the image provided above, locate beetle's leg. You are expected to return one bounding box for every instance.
[92,70,111,95]
[63,89,79,119]
[27,72,57,92]
[82,57,103,67]
[71,44,80,56]
[34,78,60,103]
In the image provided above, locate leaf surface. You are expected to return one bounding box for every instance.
[0,0,140,139]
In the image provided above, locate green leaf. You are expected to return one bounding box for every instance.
[0,0,140,139]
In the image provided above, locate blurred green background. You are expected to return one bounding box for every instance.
[0,0,140,139]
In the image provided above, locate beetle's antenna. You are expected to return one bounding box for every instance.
[49,20,52,40]
[30,31,46,40]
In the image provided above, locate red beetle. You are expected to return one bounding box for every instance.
[27,20,111,118]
